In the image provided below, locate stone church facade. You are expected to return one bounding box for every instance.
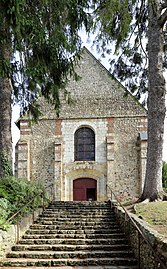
[15,47,148,201]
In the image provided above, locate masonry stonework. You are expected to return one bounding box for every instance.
[15,47,147,201]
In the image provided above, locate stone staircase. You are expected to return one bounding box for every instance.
[0,201,139,269]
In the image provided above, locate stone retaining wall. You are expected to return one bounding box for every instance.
[114,206,167,269]
[0,209,42,258]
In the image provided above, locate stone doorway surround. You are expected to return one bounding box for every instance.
[63,168,107,201]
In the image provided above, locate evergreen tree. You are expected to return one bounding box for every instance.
[0,0,91,177]
[90,0,167,201]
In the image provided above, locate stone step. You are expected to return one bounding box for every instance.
[26,228,119,234]
[45,208,112,212]
[42,214,114,219]
[41,216,114,221]
[41,208,113,212]
[45,203,111,208]
[18,238,129,245]
[28,223,119,229]
[45,204,112,208]
[43,213,112,217]
[43,208,113,212]
[0,257,138,267]
[50,201,111,208]
[42,213,113,217]
[46,202,111,206]
[12,243,130,252]
[22,232,124,239]
[47,205,111,209]
[0,265,139,269]
[26,225,122,234]
[6,250,135,259]
[34,218,118,224]
[34,213,115,219]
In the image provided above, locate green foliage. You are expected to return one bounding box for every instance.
[0,177,45,229]
[0,198,14,230]
[92,0,132,48]
[90,0,166,101]
[0,152,13,177]
[162,161,167,190]
[0,0,92,118]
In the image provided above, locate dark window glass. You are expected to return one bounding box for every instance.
[74,127,95,161]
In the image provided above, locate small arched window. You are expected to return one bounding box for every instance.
[74,127,95,161]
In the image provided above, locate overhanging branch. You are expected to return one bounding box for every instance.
[159,8,167,27]
[161,0,167,10]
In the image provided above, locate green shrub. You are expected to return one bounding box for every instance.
[0,177,45,229]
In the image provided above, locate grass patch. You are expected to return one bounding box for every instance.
[134,201,167,238]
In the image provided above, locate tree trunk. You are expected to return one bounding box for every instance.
[0,47,12,178]
[140,0,166,201]
[0,5,13,178]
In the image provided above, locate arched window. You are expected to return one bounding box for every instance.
[74,127,95,161]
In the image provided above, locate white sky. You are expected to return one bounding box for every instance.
[11,34,167,162]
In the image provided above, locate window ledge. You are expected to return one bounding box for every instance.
[74,160,95,164]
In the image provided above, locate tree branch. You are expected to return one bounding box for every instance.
[159,8,167,27]
[161,0,167,10]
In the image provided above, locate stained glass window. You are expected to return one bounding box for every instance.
[74,127,95,161]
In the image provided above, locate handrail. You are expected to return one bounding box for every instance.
[0,182,54,228]
[0,195,41,227]
[106,184,167,269]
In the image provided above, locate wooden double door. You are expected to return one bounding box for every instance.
[73,178,97,201]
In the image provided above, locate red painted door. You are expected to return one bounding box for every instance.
[73,178,97,201]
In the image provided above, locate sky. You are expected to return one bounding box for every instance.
[11,34,167,162]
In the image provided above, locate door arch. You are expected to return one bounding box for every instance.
[73,178,97,201]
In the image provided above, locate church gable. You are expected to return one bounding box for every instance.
[59,47,146,119]
[37,47,146,120]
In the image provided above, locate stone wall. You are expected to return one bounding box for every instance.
[115,207,167,269]
[30,119,56,188]
[0,209,42,258]
[107,116,146,197]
